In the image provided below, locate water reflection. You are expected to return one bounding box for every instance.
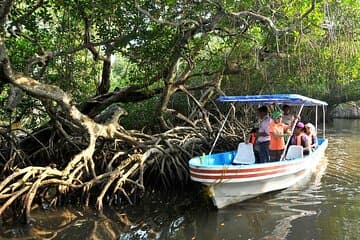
[262,157,328,240]
[1,119,360,240]
[204,157,329,240]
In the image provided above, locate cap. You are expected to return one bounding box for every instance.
[271,110,283,119]
[305,123,315,131]
[295,121,304,128]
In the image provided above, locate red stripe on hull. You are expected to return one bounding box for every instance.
[190,168,294,179]
[190,161,303,175]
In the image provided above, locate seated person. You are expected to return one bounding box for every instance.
[246,127,259,162]
[305,122,318,150]
[247,127,258,145]
[288,121,311,155]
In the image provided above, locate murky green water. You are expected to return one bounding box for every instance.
[1,119,360,240]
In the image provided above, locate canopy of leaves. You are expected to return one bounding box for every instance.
[1,0,360,129]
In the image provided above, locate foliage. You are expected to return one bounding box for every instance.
[3,1,360,120]
[120,96,161,132]
[213,1,360,104]
[2,0,360,223]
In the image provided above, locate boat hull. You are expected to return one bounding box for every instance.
[189,139,328,208]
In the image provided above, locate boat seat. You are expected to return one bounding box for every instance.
[232,142,256,165]
[285,145,304,160]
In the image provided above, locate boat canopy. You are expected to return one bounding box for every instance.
[217,94,327,106]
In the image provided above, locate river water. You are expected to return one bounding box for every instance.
[1,119,360,240]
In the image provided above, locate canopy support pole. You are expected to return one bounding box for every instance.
[323,105,326,138]
[280,104,305,161]
[209,105,234,155]
[315,106,318,131]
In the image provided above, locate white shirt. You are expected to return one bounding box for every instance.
[282,114,294,126]
[257,115,271,143]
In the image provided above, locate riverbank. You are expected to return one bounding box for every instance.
[331,102,360,119]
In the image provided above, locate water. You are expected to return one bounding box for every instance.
[1,119,360,240]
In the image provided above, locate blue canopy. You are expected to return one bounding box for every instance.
[217,94,327,106]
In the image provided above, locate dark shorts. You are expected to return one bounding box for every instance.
[270,149,284,162]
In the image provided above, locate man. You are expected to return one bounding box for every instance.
[282,104,296,127]
[255,106,271,163]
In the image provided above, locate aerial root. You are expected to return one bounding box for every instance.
[0,119,246,222]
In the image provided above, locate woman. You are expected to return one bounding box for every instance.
[269,110,292,161]
[305,122,318,150]
[289,121,311,155]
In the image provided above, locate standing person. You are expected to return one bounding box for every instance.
[255,106,271,163]
[305,122,318,150]
[269,110,292,161]
[289,121,311,155]
[282,104,296,127]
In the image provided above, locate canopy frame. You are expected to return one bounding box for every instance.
[217,94,328,106]
[211,94,328,160]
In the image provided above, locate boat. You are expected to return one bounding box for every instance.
[189,94,328,208]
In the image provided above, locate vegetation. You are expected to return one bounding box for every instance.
[0,0,359,222]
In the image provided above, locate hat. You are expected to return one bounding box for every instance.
[271,110,283,119]
[295,121,304,128]
[305,123,315,131]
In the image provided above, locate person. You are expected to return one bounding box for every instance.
[246,127,259,162]
[255,106,271,163]
[305,122,318,150]
[247,127,258,145]
[282,104,296,127]
[288,121,311,155]
[269,110,292,161]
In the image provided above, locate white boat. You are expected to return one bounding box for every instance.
[189,94,328,208]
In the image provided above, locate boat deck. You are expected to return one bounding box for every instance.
[190,138,326,168]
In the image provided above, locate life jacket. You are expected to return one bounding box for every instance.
[292,133,306,146]
[249,132,256,145]
[290,132,310,155]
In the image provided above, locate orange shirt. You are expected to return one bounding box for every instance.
[269,122,288,150]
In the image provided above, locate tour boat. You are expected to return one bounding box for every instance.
[189,94,328,208]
